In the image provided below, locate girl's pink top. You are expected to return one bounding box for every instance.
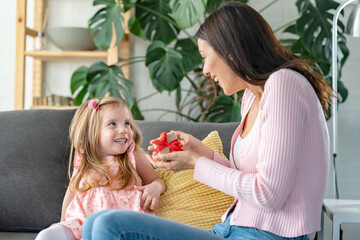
[58,144,149,240]
[194,69,329,238]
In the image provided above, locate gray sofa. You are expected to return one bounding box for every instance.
[0,109,238,240]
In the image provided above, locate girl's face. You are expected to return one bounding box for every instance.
[198,39,248,95]
[98,104,134,157]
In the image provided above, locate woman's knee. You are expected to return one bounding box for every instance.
[83,209,115,239]
[83,210,138,240]
[91,210,139,231]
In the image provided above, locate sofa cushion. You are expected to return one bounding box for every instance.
[155,131,234,229]
[0,109,238,232]
[0,109,76,232]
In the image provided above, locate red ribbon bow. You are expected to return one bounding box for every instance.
[151,132,183,154]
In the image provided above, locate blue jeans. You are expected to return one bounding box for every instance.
[82,210,309,240]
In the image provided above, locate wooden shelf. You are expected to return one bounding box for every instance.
[14,0,130,110]
[25,50,107,61]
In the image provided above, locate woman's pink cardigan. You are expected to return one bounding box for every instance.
[194,69,329,237]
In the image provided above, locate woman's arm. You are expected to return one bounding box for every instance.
[194,71,308,211]
[148,130,231,169]
[152,71,309,212]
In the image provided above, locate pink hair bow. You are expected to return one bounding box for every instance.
[88,99,100,110]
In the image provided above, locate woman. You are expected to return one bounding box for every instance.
[82,2,331,239]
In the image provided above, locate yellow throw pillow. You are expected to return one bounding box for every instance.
[155,131,234,229]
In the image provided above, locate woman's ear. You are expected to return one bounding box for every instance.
[228,54,235,63]
[227,53,238,68]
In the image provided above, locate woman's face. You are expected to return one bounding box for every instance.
[198,39,248,95]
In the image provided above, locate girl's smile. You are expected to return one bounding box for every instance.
[98,105,134,157]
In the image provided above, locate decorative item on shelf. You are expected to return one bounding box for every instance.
[331,0,360,200]
[48,95,75,106]
[35,8,48,51]
[32,95,75,107]
[46,27,97,51]
[35,32,45,51]
[32,96,47,106]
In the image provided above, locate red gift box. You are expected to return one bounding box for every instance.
[150,131,183,154]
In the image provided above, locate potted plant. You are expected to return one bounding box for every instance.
[70,0,349,121]
[282,0,349,117]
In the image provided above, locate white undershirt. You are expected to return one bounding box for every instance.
[232,115,315,240]
[233,114,259,169]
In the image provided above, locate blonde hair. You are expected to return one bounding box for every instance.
[68,96,143,193]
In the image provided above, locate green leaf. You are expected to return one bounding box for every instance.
[175,38,202,72]
[291,0,341,56]
[169,0,207,29]
[337,80,348,103]
[70,66,88,94]
[206,95,241,123]
[323,38,332,61]
[123,0,137,11]
[128,14,147,40]
[206,0,248,13]
[316,0,339,13]
[88,0,124,50]
[135,0,180,44]
[290,39,310,56]
[312,30,325,59]
[74,61,135,108]
[282,0,349,106]
[95,80,110,98]
[74,87,90,106]
[70,66,92,105]
[145,41,184,91]
[176,85,181,109]
[131,100,145,120]
[338,35,349,66]
[283,24,297,34]
[300,16,318,50]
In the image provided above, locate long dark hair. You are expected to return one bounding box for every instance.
[195,1,333,117]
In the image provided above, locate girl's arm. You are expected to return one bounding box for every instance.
[60,186,75,221]
[133,150,166,210]
[60,157,79,221]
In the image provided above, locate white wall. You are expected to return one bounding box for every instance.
[43,0,100,102]
[2,0,100,110]
[1,1,17,111]
[2,0,360,238]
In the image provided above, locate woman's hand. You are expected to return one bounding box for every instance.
[134,179,164,211]
[148,131,213,159]
[148,150,200,172]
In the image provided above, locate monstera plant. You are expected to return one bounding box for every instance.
[71,0,349,122]
[282,0,349,110]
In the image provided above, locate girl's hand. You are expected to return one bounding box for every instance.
[149,150,199,172]
[134,179,164,211]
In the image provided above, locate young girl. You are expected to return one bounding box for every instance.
[35,97,166,240]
